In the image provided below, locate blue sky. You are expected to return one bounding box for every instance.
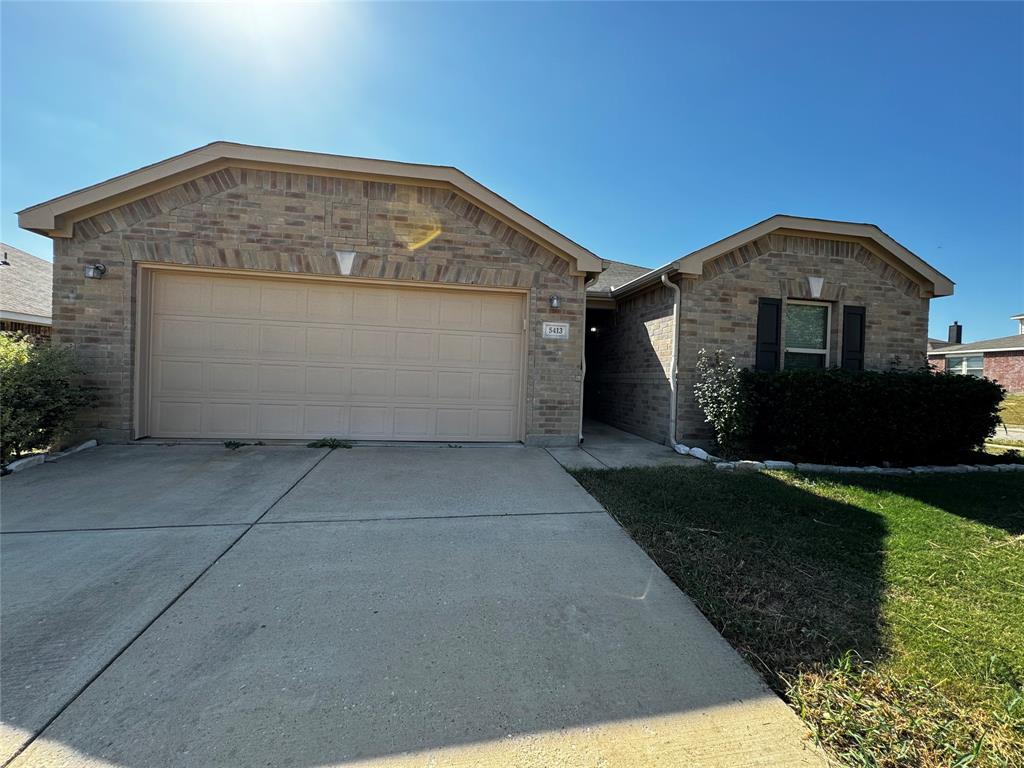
[2,1,1021,341]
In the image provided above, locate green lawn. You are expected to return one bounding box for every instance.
[1000,393,1024,427]
[572,467,1024,768]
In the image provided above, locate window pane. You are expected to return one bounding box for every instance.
[948,355,985,377]
[785,304,828,350]
[785,352,826,370]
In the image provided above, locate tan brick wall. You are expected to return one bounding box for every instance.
[675,233,930,442]
[591,233,931,446]
[53,167,584,445]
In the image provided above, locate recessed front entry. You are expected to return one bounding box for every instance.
[142,270,525,441]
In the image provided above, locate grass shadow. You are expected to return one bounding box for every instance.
[572,465,888,691]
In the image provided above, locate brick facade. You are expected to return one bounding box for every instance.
[984,352,1024,393]
[592,233,931,444]
[589,286,675,443]
[53,167,585,445]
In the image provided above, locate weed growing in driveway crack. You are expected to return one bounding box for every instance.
[306,437,352,450]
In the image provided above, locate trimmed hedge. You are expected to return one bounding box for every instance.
[698,360,1006,466]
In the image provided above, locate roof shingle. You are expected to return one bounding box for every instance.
[1,243,52,320]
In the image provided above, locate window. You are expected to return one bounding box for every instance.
[784,301,830,369]
[947,355,984,377]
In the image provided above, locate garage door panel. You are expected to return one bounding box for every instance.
[210,323,256,356]
[350,406,392,438]
[155,360,205,396]
[478,409,515,439]
[436,409,475,438]
[352,289,397,325]
[306,367,348,397]
[438,294,480,329]
[259,326,306,360]
[438,334,479,365]
[479,372,516,403]
[147,273,523,441]
[394,369,434,399]
[307,286,353,323]
[260,284,308,320]
[395,331,434,363]
[480,337,519,368]
[153,401,203,435]
[303,404,348,434]
[480,296,523,333]
[154,319,210,356]
[351,368,393,398]
[258,364,305,395]
[306,327,349,360]
[211,281,259,317]
[206,363,256,395]
[351,329,394,360]
[204,403,253,435]
[393,407,434,438]
[397,293,437,328]
[154,275,211,315]
[257,404,302,436]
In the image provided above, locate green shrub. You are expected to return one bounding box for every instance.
[0,334,94,465]
[696,354,1005,465]
[692,349,751,455]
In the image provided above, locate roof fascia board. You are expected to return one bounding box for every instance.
[671,215,953,297]
[18,142,602,274]
[0,310,52,325]
[934,347,1024,355]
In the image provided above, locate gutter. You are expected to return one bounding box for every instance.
[660,273,687,453]
[580,274,599,443]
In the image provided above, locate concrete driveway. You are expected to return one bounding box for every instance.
[1,444,824,767]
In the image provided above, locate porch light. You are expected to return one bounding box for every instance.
[549,295,561,309]
[84,263,107,279]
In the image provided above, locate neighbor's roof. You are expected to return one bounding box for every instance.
[927,338,948,351]
[588,259,652,294]
[930,334,1024,355]
[608,214,955,299]
[0,243,52,324]
[17,141,602,274]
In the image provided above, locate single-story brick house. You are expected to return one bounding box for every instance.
[928,316,1024,393]
[0,243,52,338]
[18,142,954,447]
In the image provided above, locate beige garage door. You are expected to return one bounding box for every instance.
[145,271,524,441]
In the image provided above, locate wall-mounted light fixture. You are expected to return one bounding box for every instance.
[549,295,561,309]
[84,263,107,279]
[0,252,10,267]
[589,326,598,333]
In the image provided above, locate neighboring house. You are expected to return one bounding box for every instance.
[0,243,52,337]
[928,316,1024,393]
[18,142,954,447]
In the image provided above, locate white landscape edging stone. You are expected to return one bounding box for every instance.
[44,439,98,462]
[4,439,98,473]
[684,448,1020,475]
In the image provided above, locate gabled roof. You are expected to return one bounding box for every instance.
[0,243,52,324]
[930,334,1024,355]
[17,142,602,274]
[588,259,651,294]
[609,215,955,299]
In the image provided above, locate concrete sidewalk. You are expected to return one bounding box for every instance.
[2,443,824,767]
[548,420,704,470]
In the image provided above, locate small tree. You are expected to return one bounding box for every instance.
[0,334,94,465]
[692,348,750,456]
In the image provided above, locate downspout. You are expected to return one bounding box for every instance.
[661,273,688,453]
[579,275,598,443]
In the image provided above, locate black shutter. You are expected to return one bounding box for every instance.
[841,305,866,371]
[755,298,782,371]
